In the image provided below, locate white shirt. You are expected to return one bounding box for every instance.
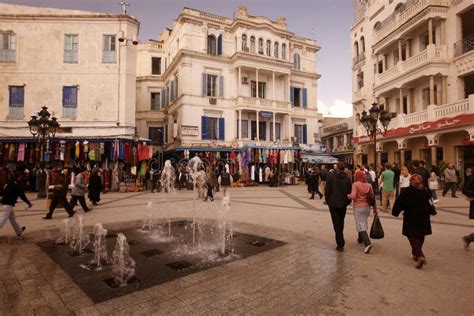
[399,174,411,188]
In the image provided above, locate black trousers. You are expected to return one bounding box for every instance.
[206,186,214,199]
[47,195,74,217]
[329,206,347,248]
[407,235,425,258]
[70,195,90,212]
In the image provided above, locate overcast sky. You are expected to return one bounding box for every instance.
[3,0,355,118]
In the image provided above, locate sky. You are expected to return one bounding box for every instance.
[2,0,355,118]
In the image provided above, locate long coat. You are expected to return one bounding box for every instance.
[88,175,102,203]
[392,185,432,236]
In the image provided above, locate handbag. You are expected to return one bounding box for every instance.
[367,187,376,207]
[428,181,438,190]
[428,198,437,216]
[370,214,384,239]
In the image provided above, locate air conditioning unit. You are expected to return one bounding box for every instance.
[209,98,217,105]
[241,77,248,84]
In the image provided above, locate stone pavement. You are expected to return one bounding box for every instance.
[0,185,473,315]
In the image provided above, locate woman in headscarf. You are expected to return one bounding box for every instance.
[392,174,432,269]
[347,170,376,253]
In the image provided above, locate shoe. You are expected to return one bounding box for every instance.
[43,215,52,220]
[364,245,372,254]
[432,199,439,204]
[415,257,426,269]
[17,226,26,238]
[462,236,470,251]
[357,238,363,244]
[211,198,214,201]
[309,197,314,200]
[68,211,76,218]
[336,247,344,252]
[412,255,418,262]
[442,193,446,197]
[85,209,92,212]
[452,195,458,198]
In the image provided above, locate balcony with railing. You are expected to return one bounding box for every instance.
[375,45,447,87]
[236,97,291,110]
[352,51,366,66]
[453,34,474,76]
[373,0,448,46]
[0,49,16,62]
[62,107,77,119]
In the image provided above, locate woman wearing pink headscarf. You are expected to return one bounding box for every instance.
[348,170,376,254]
[392,174,432,269]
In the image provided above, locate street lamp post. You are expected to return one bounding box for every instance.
[356,102,393,173]
[28,106,60,162]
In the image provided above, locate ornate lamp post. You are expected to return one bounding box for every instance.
[28,106,60,162]
[356,102,393,173]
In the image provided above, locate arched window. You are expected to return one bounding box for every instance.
[360,37,365,52]
[394,2,404,13]
[374,21,382,31]
[282,43,286,60]
[207,35,216,55]
[293,53,300,70]
[258,38,264,54]
[242,34,248,50]
[266,40,271,56]
[274,42,279,58]
[250,36,256,53]
[354,41,359,57]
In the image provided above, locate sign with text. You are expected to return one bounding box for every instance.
[181,125,199,136]
[259,111,273,119]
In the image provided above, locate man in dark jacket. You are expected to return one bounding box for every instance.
[325,162,352,251]
[1,172,32,239]
[44,170,75,219]
[308,168,322,199]
[461,168,474,250]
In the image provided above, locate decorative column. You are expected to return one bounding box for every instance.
[441,76,447,105]
[431,146,437,167]
[256,110,260,140]
[406,39,411,59]
[377,151,382,170]
[399,88,404,113]
[256,68,259,97]
[398,39,403,62]
[440,20,446,45]
[272,112,276,142]
[238,67,242,96]
[429,76,435,105]
[287,115,291,141]
[272,71,275,100]
[238,110,242,139]
[400,149,405,167]
[428,18,434,45]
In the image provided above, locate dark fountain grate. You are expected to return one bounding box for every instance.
[248,240,266,247]
[140,248,163,257]
[166,260,193,271]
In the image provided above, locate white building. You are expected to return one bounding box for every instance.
[136,6,321,153]
[0,3,139,141]
[351,0,474,172]
[320,117,354,165]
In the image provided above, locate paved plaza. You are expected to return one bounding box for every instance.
[0,185,473,315]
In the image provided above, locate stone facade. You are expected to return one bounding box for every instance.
[320,117,354,165]
[352,0,474,173]
[136,6,322,152]
[0,3,139,140]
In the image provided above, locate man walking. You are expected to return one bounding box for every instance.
[44,169,75,219]
[325,162,352,252]
[70,167,92,213]
[381,163,395,213]
[443,163,458,198]
[392,162,401,198]
[1,172,32,239]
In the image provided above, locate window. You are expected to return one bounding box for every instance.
[62,86,78,119]
[8,86,24,119]
[378,60,384,74]
[152,57,161,75]
[250,36,256,53]
[270,123,281,141]
[251,81,266,98]
[258,38,264,54]
[274,42,279,58]
[151,92,161,110]
[294,124,306,144]
[0,33,16,62]
[357,72,364,90]
[403,96,408,114]
[401,44,407,61]
[238,119,249,139]
[293,53,301,70]
[290,87,307,107]
[422,88,430,108]
[282,43,286,59]
[207,35,217,55]
[201,116,224,140]
[266,40,271,56]
[64,34,79,63]
[102,35,116,63]
[420,30,436,50]
[242,34,248,50]
[207,74,218,97]
[360,37,365,52]
[393,48,399,65]
[149,127,164,145]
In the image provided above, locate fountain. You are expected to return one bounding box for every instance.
[160,160,176,237]
[80,223,108,271]
[111,233,136,287]
[142,201,155,232]
[69,215,90,255]
[56,218,72,245]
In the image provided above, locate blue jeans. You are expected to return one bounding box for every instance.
[0,205,23,235]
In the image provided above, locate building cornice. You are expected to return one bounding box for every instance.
[0,13,139,25]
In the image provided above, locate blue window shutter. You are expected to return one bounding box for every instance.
[18,87,24,106]
[218,117,225,140]
[201,116,208,140]
[303,124,307,144]
[202,73,207,96]
[217,34,222,55]
[290,87,294,106]
[62,87,67,107]
[71,87,77,107]
[219,76,224,97]
[302,88,307,108]
[8,87,15,106]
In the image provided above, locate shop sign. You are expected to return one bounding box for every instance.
[181,125,199,136]
[259,111,273,119]
[353,114,474,144]
[323,123,348,134]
